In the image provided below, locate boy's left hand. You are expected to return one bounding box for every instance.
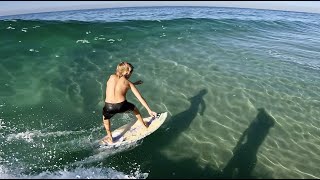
[133,80,143,85]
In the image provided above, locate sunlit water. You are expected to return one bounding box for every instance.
[1,7,320,179]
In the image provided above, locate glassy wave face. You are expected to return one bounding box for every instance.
[1,7,320,179]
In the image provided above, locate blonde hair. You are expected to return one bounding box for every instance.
[115,62,134,77]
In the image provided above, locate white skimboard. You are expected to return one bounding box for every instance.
[99,112,168,148]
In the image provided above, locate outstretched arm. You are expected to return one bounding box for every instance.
[129,82,156,117]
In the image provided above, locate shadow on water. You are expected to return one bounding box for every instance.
[106,89,224,178]
[104,90,276,179]
[146,89,225,178]
[222,108,275,179]
[157,89,208,145]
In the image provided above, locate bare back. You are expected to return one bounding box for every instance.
[105,74,130,103]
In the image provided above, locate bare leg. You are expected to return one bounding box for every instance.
[133,107,148,128]
[102,117,113,143]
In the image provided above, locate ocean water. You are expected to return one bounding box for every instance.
[1,6,320,179]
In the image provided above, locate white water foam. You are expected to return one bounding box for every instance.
[6,129,86,143]
[76,39,90,44]
[0,165,147,179]
[74,138,141,166]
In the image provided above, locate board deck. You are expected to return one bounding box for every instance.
[99,112,168,148]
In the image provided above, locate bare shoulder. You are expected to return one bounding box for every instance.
[118,77,131,87]
[106,74,117,84]
[127,80,135,88]
[108,74,117,80]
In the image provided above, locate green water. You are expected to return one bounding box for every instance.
[0,7,320,179]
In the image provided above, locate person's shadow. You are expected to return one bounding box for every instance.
[222,108,275,179]
[138,89,223,178]
[147,93,275,179]
[162,89,207,140]
[103,89,223,178]
[99,91,276,179]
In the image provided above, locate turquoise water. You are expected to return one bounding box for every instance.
[1,7,320,179]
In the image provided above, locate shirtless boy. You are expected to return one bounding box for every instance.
[102,62,157,144]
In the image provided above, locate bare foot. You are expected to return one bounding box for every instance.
[144,121,149,128]
[101,136,113,144]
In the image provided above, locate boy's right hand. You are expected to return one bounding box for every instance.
[148,110,157,118]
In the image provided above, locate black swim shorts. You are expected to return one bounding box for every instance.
[102,100,135,120]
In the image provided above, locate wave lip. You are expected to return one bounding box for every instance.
[1,6,319,23]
